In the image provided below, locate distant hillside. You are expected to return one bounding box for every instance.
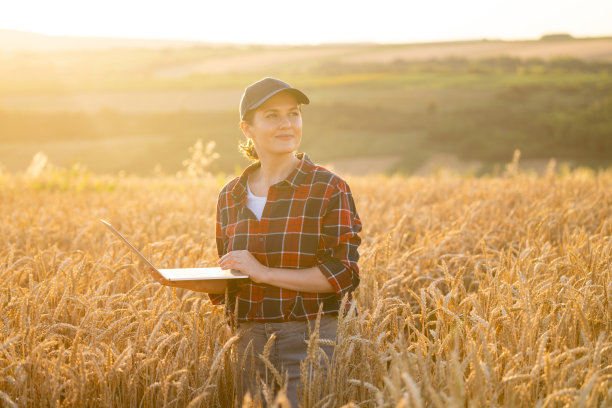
[0,29,203,51]
[338,37,612,63]
[1,29,612,62]
[0,30,611,175]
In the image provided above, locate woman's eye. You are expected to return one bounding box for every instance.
[266,114,277,119]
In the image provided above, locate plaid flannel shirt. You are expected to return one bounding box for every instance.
[210,153,362,322]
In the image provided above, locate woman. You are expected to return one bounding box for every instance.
[150,77,362,406]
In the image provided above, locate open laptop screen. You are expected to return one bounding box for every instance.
[100,219,248,281]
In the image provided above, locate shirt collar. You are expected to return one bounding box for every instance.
[231,152,315,202]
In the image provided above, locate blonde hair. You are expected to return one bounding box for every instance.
[239,138,259,162]
[239,110,259,162]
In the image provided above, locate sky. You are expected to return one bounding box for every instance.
[2,0,611,44]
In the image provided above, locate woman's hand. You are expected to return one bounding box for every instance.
[218,250,269,284]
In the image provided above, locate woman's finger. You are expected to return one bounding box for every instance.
[219,260,239,270]
[219,255,238,265]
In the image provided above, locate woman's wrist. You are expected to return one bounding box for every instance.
[254,264,272,284]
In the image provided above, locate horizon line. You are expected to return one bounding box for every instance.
[3,27,612,48]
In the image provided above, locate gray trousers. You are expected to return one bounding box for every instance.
[234,315,337,407]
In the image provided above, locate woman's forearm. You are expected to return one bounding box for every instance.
[217,250,335,293]
[167,267,332,295]
[262,266,334,293]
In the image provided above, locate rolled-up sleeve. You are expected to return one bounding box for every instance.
[316,181,362,299]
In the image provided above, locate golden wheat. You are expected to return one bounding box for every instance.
[0,166,610,407]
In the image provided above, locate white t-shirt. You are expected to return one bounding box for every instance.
[246,183,267,221]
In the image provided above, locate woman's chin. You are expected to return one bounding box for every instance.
[272,143,299,154]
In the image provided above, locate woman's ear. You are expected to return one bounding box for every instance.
[240,121,252,139]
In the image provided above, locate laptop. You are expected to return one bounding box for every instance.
[100,219,248,281]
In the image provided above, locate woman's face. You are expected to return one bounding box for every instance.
[242,91,302,159]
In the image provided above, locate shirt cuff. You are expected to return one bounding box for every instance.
[317,258,357,298]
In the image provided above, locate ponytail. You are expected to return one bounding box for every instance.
[239,138,259,162]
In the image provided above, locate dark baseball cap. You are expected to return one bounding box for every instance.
[239,77,309,120]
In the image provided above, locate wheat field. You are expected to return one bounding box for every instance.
[0,160,611,407]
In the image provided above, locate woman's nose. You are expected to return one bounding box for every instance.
[278,115,291,128]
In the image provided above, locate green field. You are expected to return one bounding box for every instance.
[2,38,612,175]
